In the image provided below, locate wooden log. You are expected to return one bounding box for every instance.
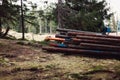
[42,46,120,56]
[68,32,120,39]
[80,43,120,52]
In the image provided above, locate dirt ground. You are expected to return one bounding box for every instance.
[0,39,120,80]
[8,30,55,41]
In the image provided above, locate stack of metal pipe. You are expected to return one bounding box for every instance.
[42,28,120,56]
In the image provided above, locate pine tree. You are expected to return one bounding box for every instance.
[56,0,112,32]
[0,0,20,38]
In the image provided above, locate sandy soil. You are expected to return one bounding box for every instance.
[8,30,55,41]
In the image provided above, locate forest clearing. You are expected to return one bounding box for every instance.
[0,37,120,80]
[1,0,120,80]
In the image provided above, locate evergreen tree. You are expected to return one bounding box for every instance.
[0,0,20,37]
[56,0,112,32]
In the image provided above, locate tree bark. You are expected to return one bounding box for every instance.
[57,0,63,28]
[0,18,2,34]
[1,26,10,38]
[21,0,25,40]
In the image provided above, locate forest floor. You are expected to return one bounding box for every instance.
[0,38,120,80]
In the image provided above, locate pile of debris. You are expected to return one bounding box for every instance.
[42,28,120,56]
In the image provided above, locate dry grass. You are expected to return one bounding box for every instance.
[0,39,120,80]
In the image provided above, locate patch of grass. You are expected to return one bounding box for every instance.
[39,40,50,46]
[0,57,9,66]
[29,66,40,71]
[30,40,39,43]
[17,40,42,48]
[26,65,44,70]
[114,65,120,75]
[29,65,44,71]
[44,64,60,71]
[69,73,90,80]
[0,42,2,45]
[12,65,44,72]
[4,35,17,40]
[0,43,3,47]
[91,65,106,71]
[0,57,5,63]
[45,64,56,69]
[0,42,6,46]
[17,38,29,41]
[12,67,22,72]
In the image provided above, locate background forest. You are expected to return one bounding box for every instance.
[0,0,113,39]
[1,1,120,80]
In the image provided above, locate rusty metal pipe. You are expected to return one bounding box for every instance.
[72,38,120,46]
[76,35,120,43]
[42,46,120,56]
[68,32,120,39]
[80,43,120,52]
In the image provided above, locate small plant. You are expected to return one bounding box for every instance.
[69,73,90,80]
[91,65,105,71]
[12,67,22,72]
[46,64,56,69]
[16,41,25,45]
[0,42,6,46]
[0,43,2,46]
[0,57,9,66]
[39,40,49,46]
[29,66,40,71]
[27,65,44,71]
[114,65,120,75]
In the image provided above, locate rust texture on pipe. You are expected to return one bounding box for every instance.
[56,28,97,34]
[72,38,120,46]
[76,36,120,43]
[55,34,70,39]
[68,32,120,39]
[56,28,81,32]
[42,46,119,55]
[80,43,120,51]
[55,35,120,46]
[43,28,120,56]
[45,36,65,41]
[48,42,120,52]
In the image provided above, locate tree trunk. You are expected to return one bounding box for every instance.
[0,18,2,34]
[21,0,25,40]
[1,26,10,38]
[39,18,42,34]
[57,0,63,28]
